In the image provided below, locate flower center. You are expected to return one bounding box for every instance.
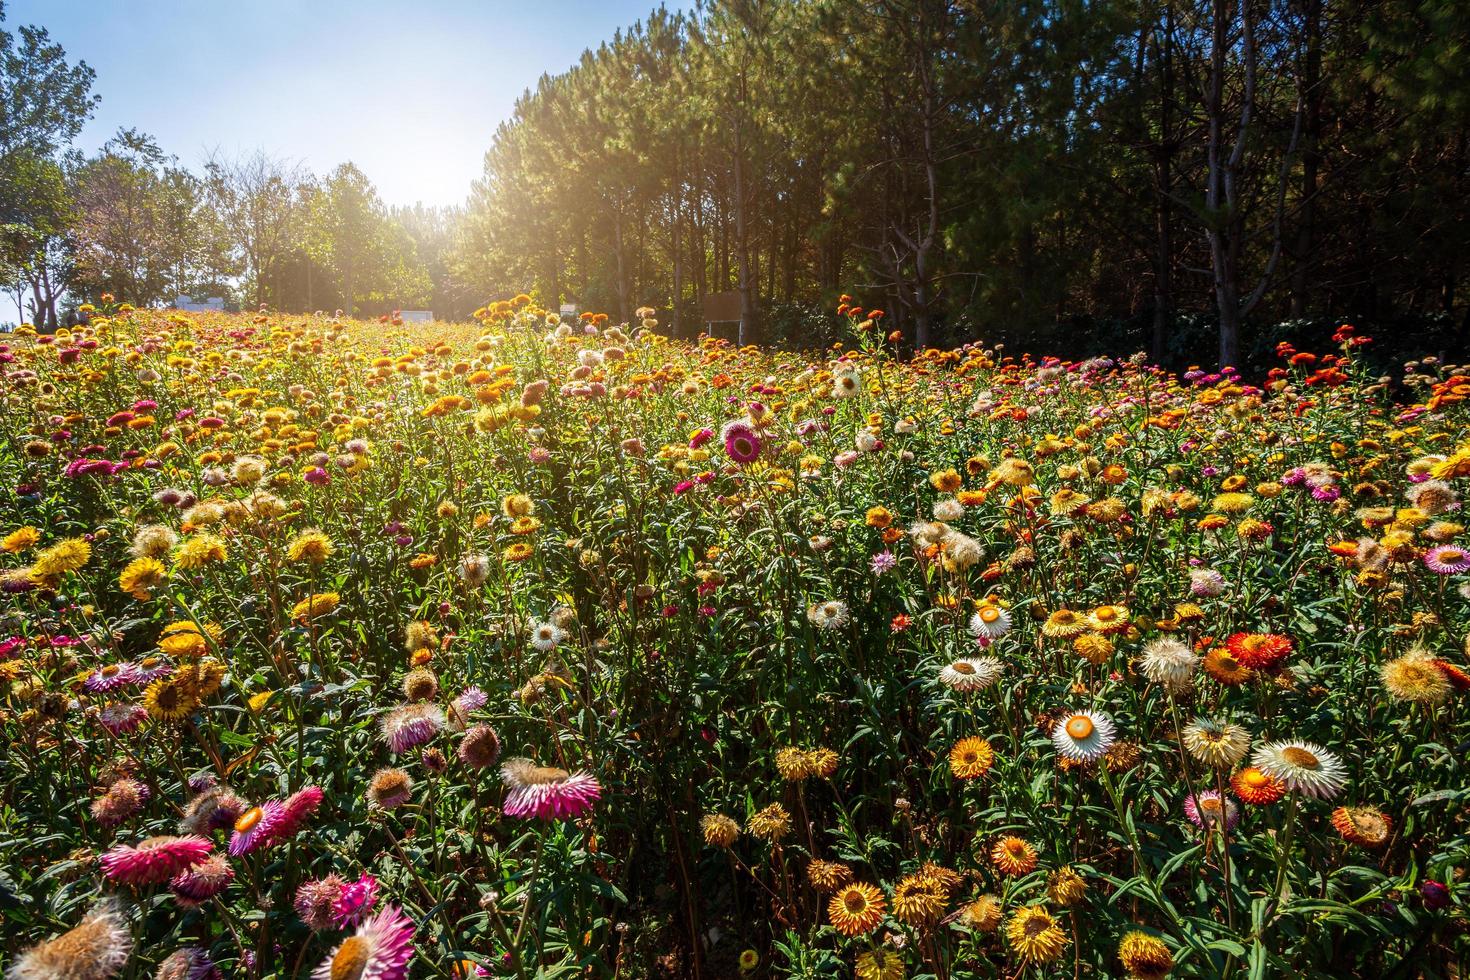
[1024,915,1048,937]
[330,936,370,980]
[952,661,975,675]
[522,765,570,786]
[1281,747,1320,769]
[1065,716,1094,740]
[1201,798,1222,812]
[1243,769,1268,787]
[1217,654,1241,671]
[844,891,867,913]
[980,607,1000,623]
[234,806,263,833]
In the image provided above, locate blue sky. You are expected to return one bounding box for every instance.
[9,0,668,208]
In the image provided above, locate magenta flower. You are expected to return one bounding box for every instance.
[720,421,762,465]
[689,427,714,449]
[101,834,213,885]
[1421,880,1451,910]
[313,905,415,980]
[332,872,381,929]
[500,758,602,820]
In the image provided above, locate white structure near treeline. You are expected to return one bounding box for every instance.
[399,310,433,323]
[173,295,224,312]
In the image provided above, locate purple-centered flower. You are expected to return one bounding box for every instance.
[721,420,762,465]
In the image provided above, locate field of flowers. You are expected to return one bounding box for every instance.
[1,297,1468,979]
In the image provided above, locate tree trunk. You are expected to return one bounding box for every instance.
[253,249,265,308]
[1150,0,1176,363]
[613,203,632,323]
[672,189,685,337]
[1205,0,1241,368]
[913,248,932,350]
[1289,0,1322,317]
[732,123,760,345]
[576,231,589,303]
[38,264,58,330]
[344,258,355,319]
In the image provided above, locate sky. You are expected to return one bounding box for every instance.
[9,0,667,208]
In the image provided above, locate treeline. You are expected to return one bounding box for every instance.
[0,5,475,327]
[6,1,1470,366]
[458,0,1470,366]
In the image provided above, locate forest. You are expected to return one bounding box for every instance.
[458,0,1470,367]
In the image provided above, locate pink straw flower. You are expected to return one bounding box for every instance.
[101,834,213,885]
[90,777,150,827]
[313,904,415,980]
[228,800,285,856]
[332,872,381,929]
[379,703,445,755]
[97,705,149,734]
[296,874,347,931]
[500,758,602,819]
[1424,544,1470,575]
[170,853,235,906]
[270,785,324,842]
[1183,791,1240,831]
[84,662,137,692]
[720,420,762,465]
[156,946,221,980]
